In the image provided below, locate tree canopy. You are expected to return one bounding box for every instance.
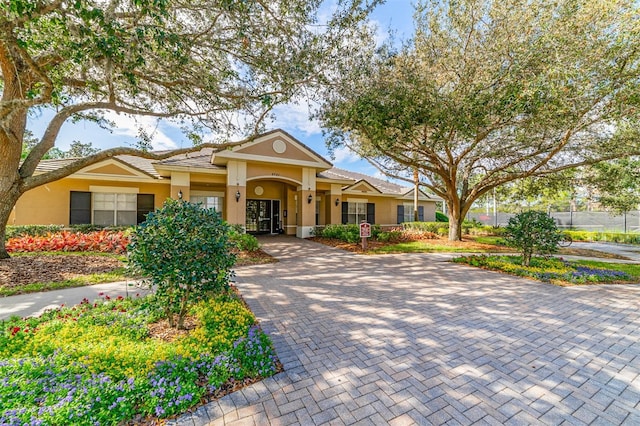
[0,0,377,258]
[585,158,640,215]
[318,0,640,240]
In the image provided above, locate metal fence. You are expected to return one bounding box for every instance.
[468,210,640,233]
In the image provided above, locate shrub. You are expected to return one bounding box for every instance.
[318,224,361,243]
[229,231,260,252]
[436,211,449,222]
[128,199,236,329]
[5,225,64,240]
[376,230,403,243]
[504,211,562,266]
[6,230,130,253]
[403,222,447,233]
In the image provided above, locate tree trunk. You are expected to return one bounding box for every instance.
[448,209,463,241]
[0,197,14,259]
[0,181,21,259]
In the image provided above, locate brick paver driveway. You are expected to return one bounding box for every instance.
[174,237,640,425]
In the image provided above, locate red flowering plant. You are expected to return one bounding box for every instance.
[6,230,130,253]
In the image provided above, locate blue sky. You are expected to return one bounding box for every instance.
[27,1,415,179]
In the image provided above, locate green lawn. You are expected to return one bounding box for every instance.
[370,239,509,254]
[453,255,640,285]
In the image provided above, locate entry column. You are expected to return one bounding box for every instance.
[226,160,247,230]
[296,168,316,238]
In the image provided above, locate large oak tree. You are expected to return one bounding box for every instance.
[319,0,640,240]
[0,0,376,258]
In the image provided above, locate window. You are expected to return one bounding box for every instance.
[403,202,414,223]
[70,191,91,225]
[93,193,137,226]
[70,191,153,225]
[342,201,375,224]
[137,194,155,224]
[190,195,223,212]
[397,204,424,223]
[347,202,367,224]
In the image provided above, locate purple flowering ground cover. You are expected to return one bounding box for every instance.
[453,255,640,285]
[0,293,279,425]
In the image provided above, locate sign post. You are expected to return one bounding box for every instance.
[360,221,371,250]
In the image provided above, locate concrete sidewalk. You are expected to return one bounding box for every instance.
[0,279,150,320]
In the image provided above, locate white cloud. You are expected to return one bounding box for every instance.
[104,112,178,150]
[270,102,322,136]
[333,146,362,164]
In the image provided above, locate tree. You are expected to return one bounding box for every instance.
[505,211,561,267]
[128,199,236,329]
[318,0,640,241]
[492,171,577,214]
[0,0,377,258]
[54,141,100,158]
[584,158,640,230]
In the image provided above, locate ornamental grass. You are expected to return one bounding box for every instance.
[0,293,278,425]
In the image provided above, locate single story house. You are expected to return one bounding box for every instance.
[10,130,440,237]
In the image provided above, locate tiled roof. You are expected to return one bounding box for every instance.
[32,158,78,173]
[154,148,224,170]
[114,155,162,178]
[33,148,225,179]
[318,167,408,195]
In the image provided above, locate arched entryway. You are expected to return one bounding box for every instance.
[244,179,300,235]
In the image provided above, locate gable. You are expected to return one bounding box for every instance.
[84,164,137,176]
[213,130,332,169]
[401,188,443,201]
[75,158,157,181]
[342,180,382,194]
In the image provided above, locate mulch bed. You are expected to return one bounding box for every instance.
[0,249,275,294]
[0,255,123,289]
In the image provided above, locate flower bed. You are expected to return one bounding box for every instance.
[0,293,279,424]
[6,231,130,254]
[453,255,638,284]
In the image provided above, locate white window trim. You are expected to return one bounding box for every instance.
[89,185,139,194]
[190,190,225,197]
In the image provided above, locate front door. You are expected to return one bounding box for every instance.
[246,199,274,234]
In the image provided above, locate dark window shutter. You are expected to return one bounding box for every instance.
[70,191,91,224]
[418,206,424,222]
[367,203,375,224]
[137,194,155,224]
[397,205,404,224]
[341,202,348,224]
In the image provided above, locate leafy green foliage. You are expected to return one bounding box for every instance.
[435,211,449,222]
[565,230,640,244]
[0,294,278,424]
[229,231,260,252]
[5,224,64,240]
[585,158,640,215]
[504,211,562,266]
[128,199,236,328]
[317,224,382,243]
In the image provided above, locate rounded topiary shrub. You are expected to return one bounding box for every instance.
[505,210,562,266]
[128,199,236,329]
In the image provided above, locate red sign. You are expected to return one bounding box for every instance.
[360,222,371,238]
